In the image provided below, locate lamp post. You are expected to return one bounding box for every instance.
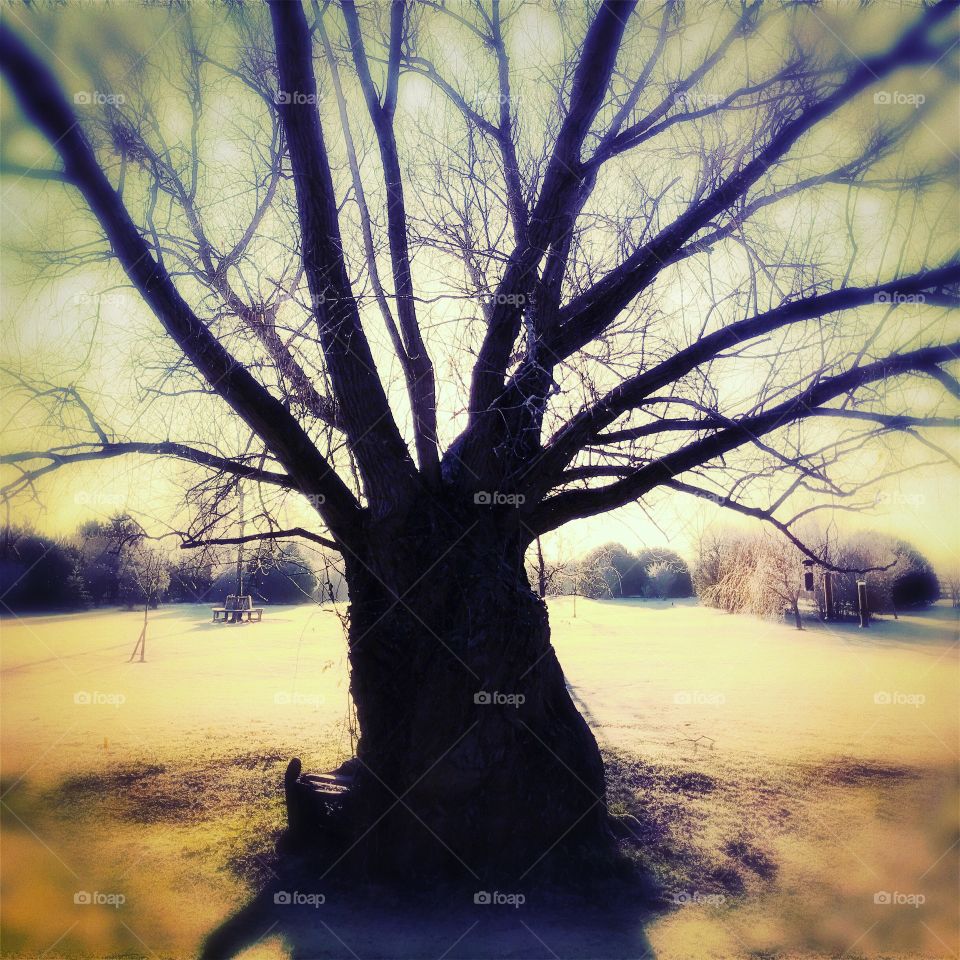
[857,580,870,628]
[802,558,834,621]
[823,569,835,621]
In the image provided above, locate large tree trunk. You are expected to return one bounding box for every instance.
[324,501,611,883]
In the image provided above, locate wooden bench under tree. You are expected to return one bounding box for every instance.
[284,757,357,844]
[211,594,263,623]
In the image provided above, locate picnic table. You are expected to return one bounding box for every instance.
[211,594,263,624]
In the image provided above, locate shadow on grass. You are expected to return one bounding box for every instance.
[20,744,792,958]
[200,873,659,960]
[199,749,779,960]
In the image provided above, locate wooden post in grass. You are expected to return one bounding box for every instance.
[857,580,869,628]
[128,602,147,662]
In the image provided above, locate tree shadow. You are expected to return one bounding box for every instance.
[805,607,958,648]
[201,875,658,960]
[591,598,699,612]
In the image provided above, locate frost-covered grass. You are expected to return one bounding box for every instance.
[1,599,956,958]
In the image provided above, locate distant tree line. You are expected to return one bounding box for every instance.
[0,518,341,613]
[528,541,695,600]
[3,521,942,623]
[694,528,941,629]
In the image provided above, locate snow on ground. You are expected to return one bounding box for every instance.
[551,596,958,765]
[1,604,355,779]
[1,599,957,958]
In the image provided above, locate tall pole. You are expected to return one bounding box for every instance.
[236,487,245,597]
[823,570,835,621]
[857,580,869,628]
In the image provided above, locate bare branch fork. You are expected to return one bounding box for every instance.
[340,0,441,486]
[0,25,361,543]
[665,480,901,575]
[529,340,960,536]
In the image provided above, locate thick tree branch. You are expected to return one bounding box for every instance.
[341,0,440,485]
[1,441,293,481]
[0,442,295,501]
[465,0,638,422]
[598,409,960,443]
[590,0,762,167]
[181,527,338,552]
[314,6,407,379]
[0,24,361,540]
[268,0,420,510]
[665,479,900,575]
[527,262,960,493]
[528,341,960,536]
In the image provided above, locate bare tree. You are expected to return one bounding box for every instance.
[2,0,958,880]
[125,540,171,662]
[754,533,806,630]
[571,544,619,601]
[695,529,802,625]
[645,559,680,601]
[526,535,571,599]
[695,528,757,613]
[943,565,960,609]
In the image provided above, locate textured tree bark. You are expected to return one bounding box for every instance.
[328,501,611,883]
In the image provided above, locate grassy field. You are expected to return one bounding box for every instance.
[1,598,957,959]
